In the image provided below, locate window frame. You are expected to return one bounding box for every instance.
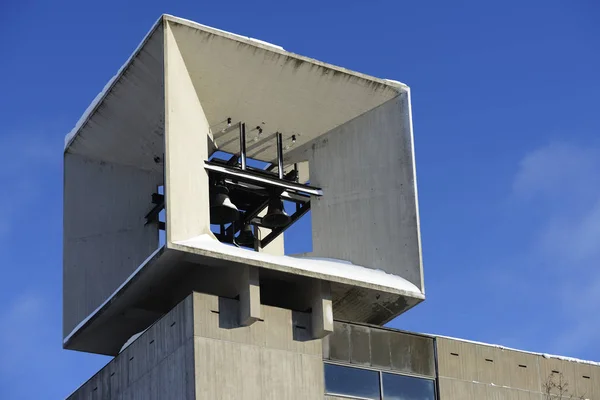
[323,361,437,400]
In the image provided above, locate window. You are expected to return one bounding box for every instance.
[324,363,380,399]
[382,372,436,400]
[324,363,437,400]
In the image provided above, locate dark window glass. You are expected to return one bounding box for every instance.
[382,373,435,400]
[324,363,380,399]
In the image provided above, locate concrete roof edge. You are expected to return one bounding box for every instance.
[431,334,600,367]
[163,14,409,94]
[64,14,409,153]
[63,14,167,153]
[63,246,167,348]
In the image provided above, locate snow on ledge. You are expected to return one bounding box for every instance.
[163,14,285,51]
[119,327,150,353]
[63,246,164,345]
[174,234,421,295]
[383,78,409,89]
[432,334,600,367]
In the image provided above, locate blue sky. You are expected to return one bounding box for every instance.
[1,0,599,398]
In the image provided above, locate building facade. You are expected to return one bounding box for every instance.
[68,292,600,400]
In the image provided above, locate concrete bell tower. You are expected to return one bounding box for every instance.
[63,14,424,399]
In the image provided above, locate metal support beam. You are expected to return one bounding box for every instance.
[240,123,247,170]
[276,132,284,179]
[144,193,164,225]
[225,198,270,237]
[204,162,323,196]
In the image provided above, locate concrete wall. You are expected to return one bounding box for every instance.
[63,22,165,340]
[191,293,323,399]
[163,20,213,245]
[63,154,161,337]
[68,292,325,399]
[301,94,423,291]
[436,337,600,399]
[67,294,195,400]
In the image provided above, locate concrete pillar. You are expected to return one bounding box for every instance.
[239,265,261,326]
[311,280,333,339]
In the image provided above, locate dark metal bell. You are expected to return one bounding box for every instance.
[262,198,290,228]
[210,184,240,224]
[236,224,256,248]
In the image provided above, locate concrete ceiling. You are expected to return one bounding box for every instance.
[66,23,165,174]
[169,17,404,163]
[65,15,407,169]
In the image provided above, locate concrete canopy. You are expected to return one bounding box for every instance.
[63,15,424,356]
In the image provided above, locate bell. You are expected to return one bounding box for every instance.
[236,224,256,248]
[262,198,291,228]
[210,184,240,224]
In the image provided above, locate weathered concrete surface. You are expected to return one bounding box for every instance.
[67,293,195,400]
[288,94,423,292]
[436,336,600,400]
[63,154,161,338]
[164,20,213,244]
[62,22,165,340]
[67,292,325,399]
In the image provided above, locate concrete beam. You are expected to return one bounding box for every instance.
[310,280,333,339]
[239,265,261,326]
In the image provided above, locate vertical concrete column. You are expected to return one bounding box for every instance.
[164,21,213,244]
[239,265,261,326]
[311,280,333,339]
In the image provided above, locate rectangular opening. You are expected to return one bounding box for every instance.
[583,375,590,379]
[324,363,380,400]
[518,364,527,368]
[485,358,493,363]
[450,352,459,357]
[552,370,560,374]
[382,372,436,400]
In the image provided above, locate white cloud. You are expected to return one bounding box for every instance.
[513,141,600,203]
[512,141,600,357]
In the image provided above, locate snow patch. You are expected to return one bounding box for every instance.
[174,234,421,295]
[119,328,150,353]
[383,79,408,88]
[248,38,284,51]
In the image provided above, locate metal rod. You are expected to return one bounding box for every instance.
[204,162,323,196]
[294,163,298,179]
[240,123,247,170]
[276,132,283,179]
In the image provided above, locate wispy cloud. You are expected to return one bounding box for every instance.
[511,141,600,357]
